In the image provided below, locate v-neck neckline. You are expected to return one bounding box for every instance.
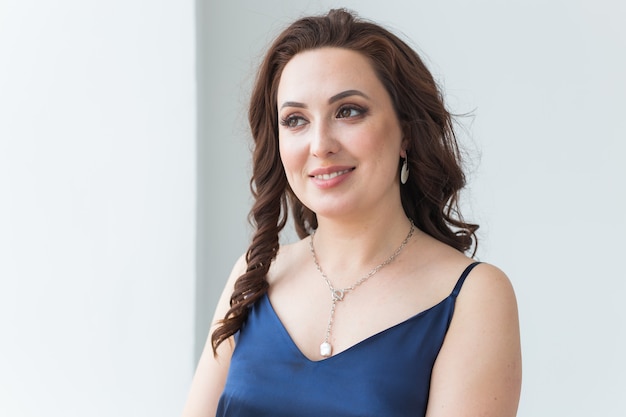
[262,292,452,363]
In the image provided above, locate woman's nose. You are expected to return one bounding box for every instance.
[310,120,340,157]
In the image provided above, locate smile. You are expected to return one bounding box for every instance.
[313,169,352,180]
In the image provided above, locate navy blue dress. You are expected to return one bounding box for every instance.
[216,262,480,417]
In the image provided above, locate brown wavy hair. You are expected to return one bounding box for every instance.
[211,8,478,354]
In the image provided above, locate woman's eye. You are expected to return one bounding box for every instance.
[280,115,307,128]
[336,106,363,119]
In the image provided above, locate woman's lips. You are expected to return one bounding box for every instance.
[312,168,352,180]
[308,166,355,188]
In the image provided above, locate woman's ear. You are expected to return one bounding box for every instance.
[400,129,410,158]
[400,138,408,159]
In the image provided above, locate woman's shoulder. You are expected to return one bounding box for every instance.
[267,238,310,285]
[457,261,516,304]
[439,257,519,352]
[403,231,515,305]
[433,251,515,304]
[427,260,522,416]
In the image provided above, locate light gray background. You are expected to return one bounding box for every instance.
[1,0,624,416]
[201,1,626,417]
[0,1,196,416]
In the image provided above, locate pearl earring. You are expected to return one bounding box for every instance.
[400,156,409,184]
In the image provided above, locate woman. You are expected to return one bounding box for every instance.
[183,8,521,417]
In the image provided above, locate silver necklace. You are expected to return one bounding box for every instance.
[309,221,415,357]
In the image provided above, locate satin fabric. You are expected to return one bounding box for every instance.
[216,262,480,417]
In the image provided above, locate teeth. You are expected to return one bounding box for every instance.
[314,169,351,180]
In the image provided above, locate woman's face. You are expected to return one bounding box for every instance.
[277,47,404,221]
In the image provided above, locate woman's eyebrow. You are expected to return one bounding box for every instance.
[328,89,369,104]
[280,101,306,110]
[280,90,370,110]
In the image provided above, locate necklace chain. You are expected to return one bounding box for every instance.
[309,221,415,357]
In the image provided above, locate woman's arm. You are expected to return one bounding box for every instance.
[180,255,247,417]
[426,263,522,417]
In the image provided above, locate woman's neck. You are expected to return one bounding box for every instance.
[309,214,416,283]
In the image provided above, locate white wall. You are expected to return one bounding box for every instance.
[0,1,196,416]
[203,0,626,416]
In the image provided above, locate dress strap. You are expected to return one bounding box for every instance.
[451,262,481,297]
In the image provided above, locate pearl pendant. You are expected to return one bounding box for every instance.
[320,341,332,357]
